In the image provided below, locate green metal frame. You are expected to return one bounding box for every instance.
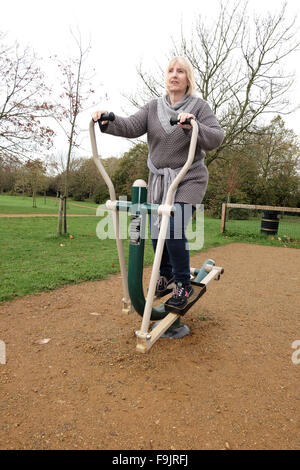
[127,184,170,321]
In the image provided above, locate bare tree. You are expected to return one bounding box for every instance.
[0,31,55,163]
[53,30,96,234]
[129,1,300,165]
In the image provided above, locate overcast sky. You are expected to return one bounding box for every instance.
[1,0,300,159]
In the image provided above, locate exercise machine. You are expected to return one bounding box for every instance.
[89,113,224,353]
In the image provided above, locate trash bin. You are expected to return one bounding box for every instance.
[261,210,279,235]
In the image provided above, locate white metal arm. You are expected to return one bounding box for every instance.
[89,120,131,314]
[165,120,199,206]
[136,119,199,350]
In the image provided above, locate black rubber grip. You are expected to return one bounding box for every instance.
[170,117,192,126]
[99,112,115,122]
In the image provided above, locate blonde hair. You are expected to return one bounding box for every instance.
[165,56,197,96]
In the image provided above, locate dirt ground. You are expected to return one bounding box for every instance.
[0,243,300,450]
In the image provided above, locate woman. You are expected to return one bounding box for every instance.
[92,56,224,309]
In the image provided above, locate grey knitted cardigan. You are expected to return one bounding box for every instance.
[100,96,224,205]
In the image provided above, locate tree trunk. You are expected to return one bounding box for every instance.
[58,196,64,235]
[63,196,67,234]
[32,190,37,208]
[226,193,231,220]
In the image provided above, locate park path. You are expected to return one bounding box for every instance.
[68,203,97,210]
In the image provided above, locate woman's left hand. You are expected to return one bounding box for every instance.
[177,113,195,130]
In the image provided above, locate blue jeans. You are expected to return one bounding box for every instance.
[150,203,195,285]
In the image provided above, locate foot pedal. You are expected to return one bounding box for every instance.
[164,282,206,316]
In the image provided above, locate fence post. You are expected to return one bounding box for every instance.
[221,203,227,233]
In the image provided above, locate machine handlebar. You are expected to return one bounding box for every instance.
[170,117,193,126]
[97,113,191,126]
[97,112,115,122]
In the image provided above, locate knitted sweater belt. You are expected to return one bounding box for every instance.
[147,155,202,205]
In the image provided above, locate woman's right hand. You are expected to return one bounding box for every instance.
[92,110,108,125]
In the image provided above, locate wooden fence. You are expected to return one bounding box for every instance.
[221,203,300,233]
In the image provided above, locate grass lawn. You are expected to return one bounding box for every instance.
[0,216,121,302]
[0,196,299,303]
[0,194,97,215]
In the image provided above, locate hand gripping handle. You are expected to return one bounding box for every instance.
[170,116,192,126]
[98,112,115,122]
